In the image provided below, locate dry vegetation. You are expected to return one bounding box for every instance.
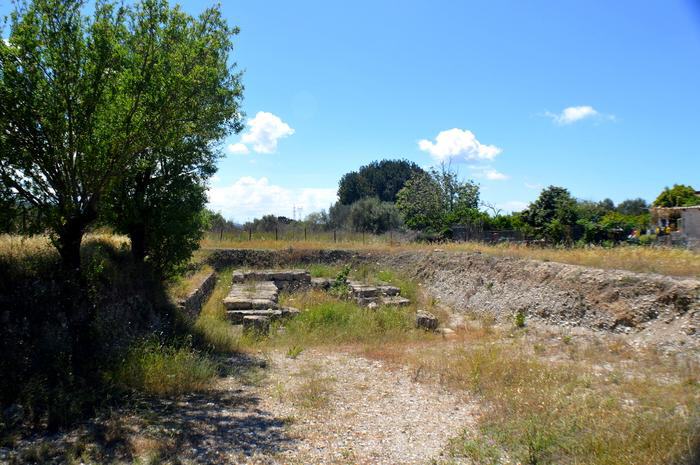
[201,234,700,278]
[363,320,700,465]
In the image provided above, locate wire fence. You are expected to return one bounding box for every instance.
[203,226,418,245]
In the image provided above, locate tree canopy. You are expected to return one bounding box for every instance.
[0,0,243,271]
[337,159,425,205]
[653,184,699,207]
[396,166,480,233]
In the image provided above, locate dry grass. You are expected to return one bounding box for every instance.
[111,339,217,397]
[365,322,700,465]
[193,268,243,353]
[166,264,214,300]
[201,236,700,278]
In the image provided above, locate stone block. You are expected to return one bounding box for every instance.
[378,285,401,296]
[416,311,438,331]
[243,315,270,335]
[381,296,411,307]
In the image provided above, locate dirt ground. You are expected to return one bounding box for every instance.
[1,348,477,465]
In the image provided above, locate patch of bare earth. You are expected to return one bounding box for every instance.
[251,350,477,465]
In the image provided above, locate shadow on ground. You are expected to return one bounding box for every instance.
[2,354,296,465]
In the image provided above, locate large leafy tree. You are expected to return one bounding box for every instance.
[0,0,242,271]
[653,184,698,207]
[520,186,578,242]
[338,159,425,204]
[396,165,480,232]
[102,1,243,275]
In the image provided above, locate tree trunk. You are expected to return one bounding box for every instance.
[56,219,86,272]
[129,222,147,263]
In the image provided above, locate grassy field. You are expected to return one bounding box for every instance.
[202,233,700,278]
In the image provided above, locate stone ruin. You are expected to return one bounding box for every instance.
[310,277,411,308]
[223,270,307,332]
[223,268,426,334]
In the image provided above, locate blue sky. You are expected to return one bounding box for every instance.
[3,1,700,221]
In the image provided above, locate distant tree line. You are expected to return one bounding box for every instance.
[223,162,697,246]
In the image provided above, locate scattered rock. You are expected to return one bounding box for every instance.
[416,311,438,331]
[311,277,331,290]
[382,296,411,307]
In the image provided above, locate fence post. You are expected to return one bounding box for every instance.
[275,227,278,241]
[304,227,307,241]
[362,230,365,244]
[334,230,337,243]
[248,229,252,241]
[219,227,223,242]
[390,230,393,246]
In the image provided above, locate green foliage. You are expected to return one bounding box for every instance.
[396,164,480,233]
[286,345,304,359]
[521,186,578,243]
[653,184,699,207]
[514,310,526,328]
[329,265,351,297]
[396,171,444,230]
[348,197,403,233]
[616,198,649,216]
[0,0,242,270]
[338,159,425,204]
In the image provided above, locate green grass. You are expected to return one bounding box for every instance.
[111,339,217,396]
[272,289,427,348]
[307,263,342,278]
[192,268,242,353]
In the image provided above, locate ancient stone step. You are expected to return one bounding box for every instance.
[232,270,311,289]
[223,281,279,310]
[243,315,270,335]
[381,296,411,307]
[416,311,438,331]
[356,296,379,307]
[348,281,379,298]
[227,309,283,324]
[311,277,332,290]
[280,306,301,318]
[228,306,302,324]
[378,285,401,296]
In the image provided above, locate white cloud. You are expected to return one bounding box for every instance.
[469,165,509,181]
[544,105,614,125]
[227,142,250,155]
[418,128,502,163]
[207,176,337,221]
[226,111,295,155]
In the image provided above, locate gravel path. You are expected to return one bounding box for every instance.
[1,349,476,464]
[236,349,477,465]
